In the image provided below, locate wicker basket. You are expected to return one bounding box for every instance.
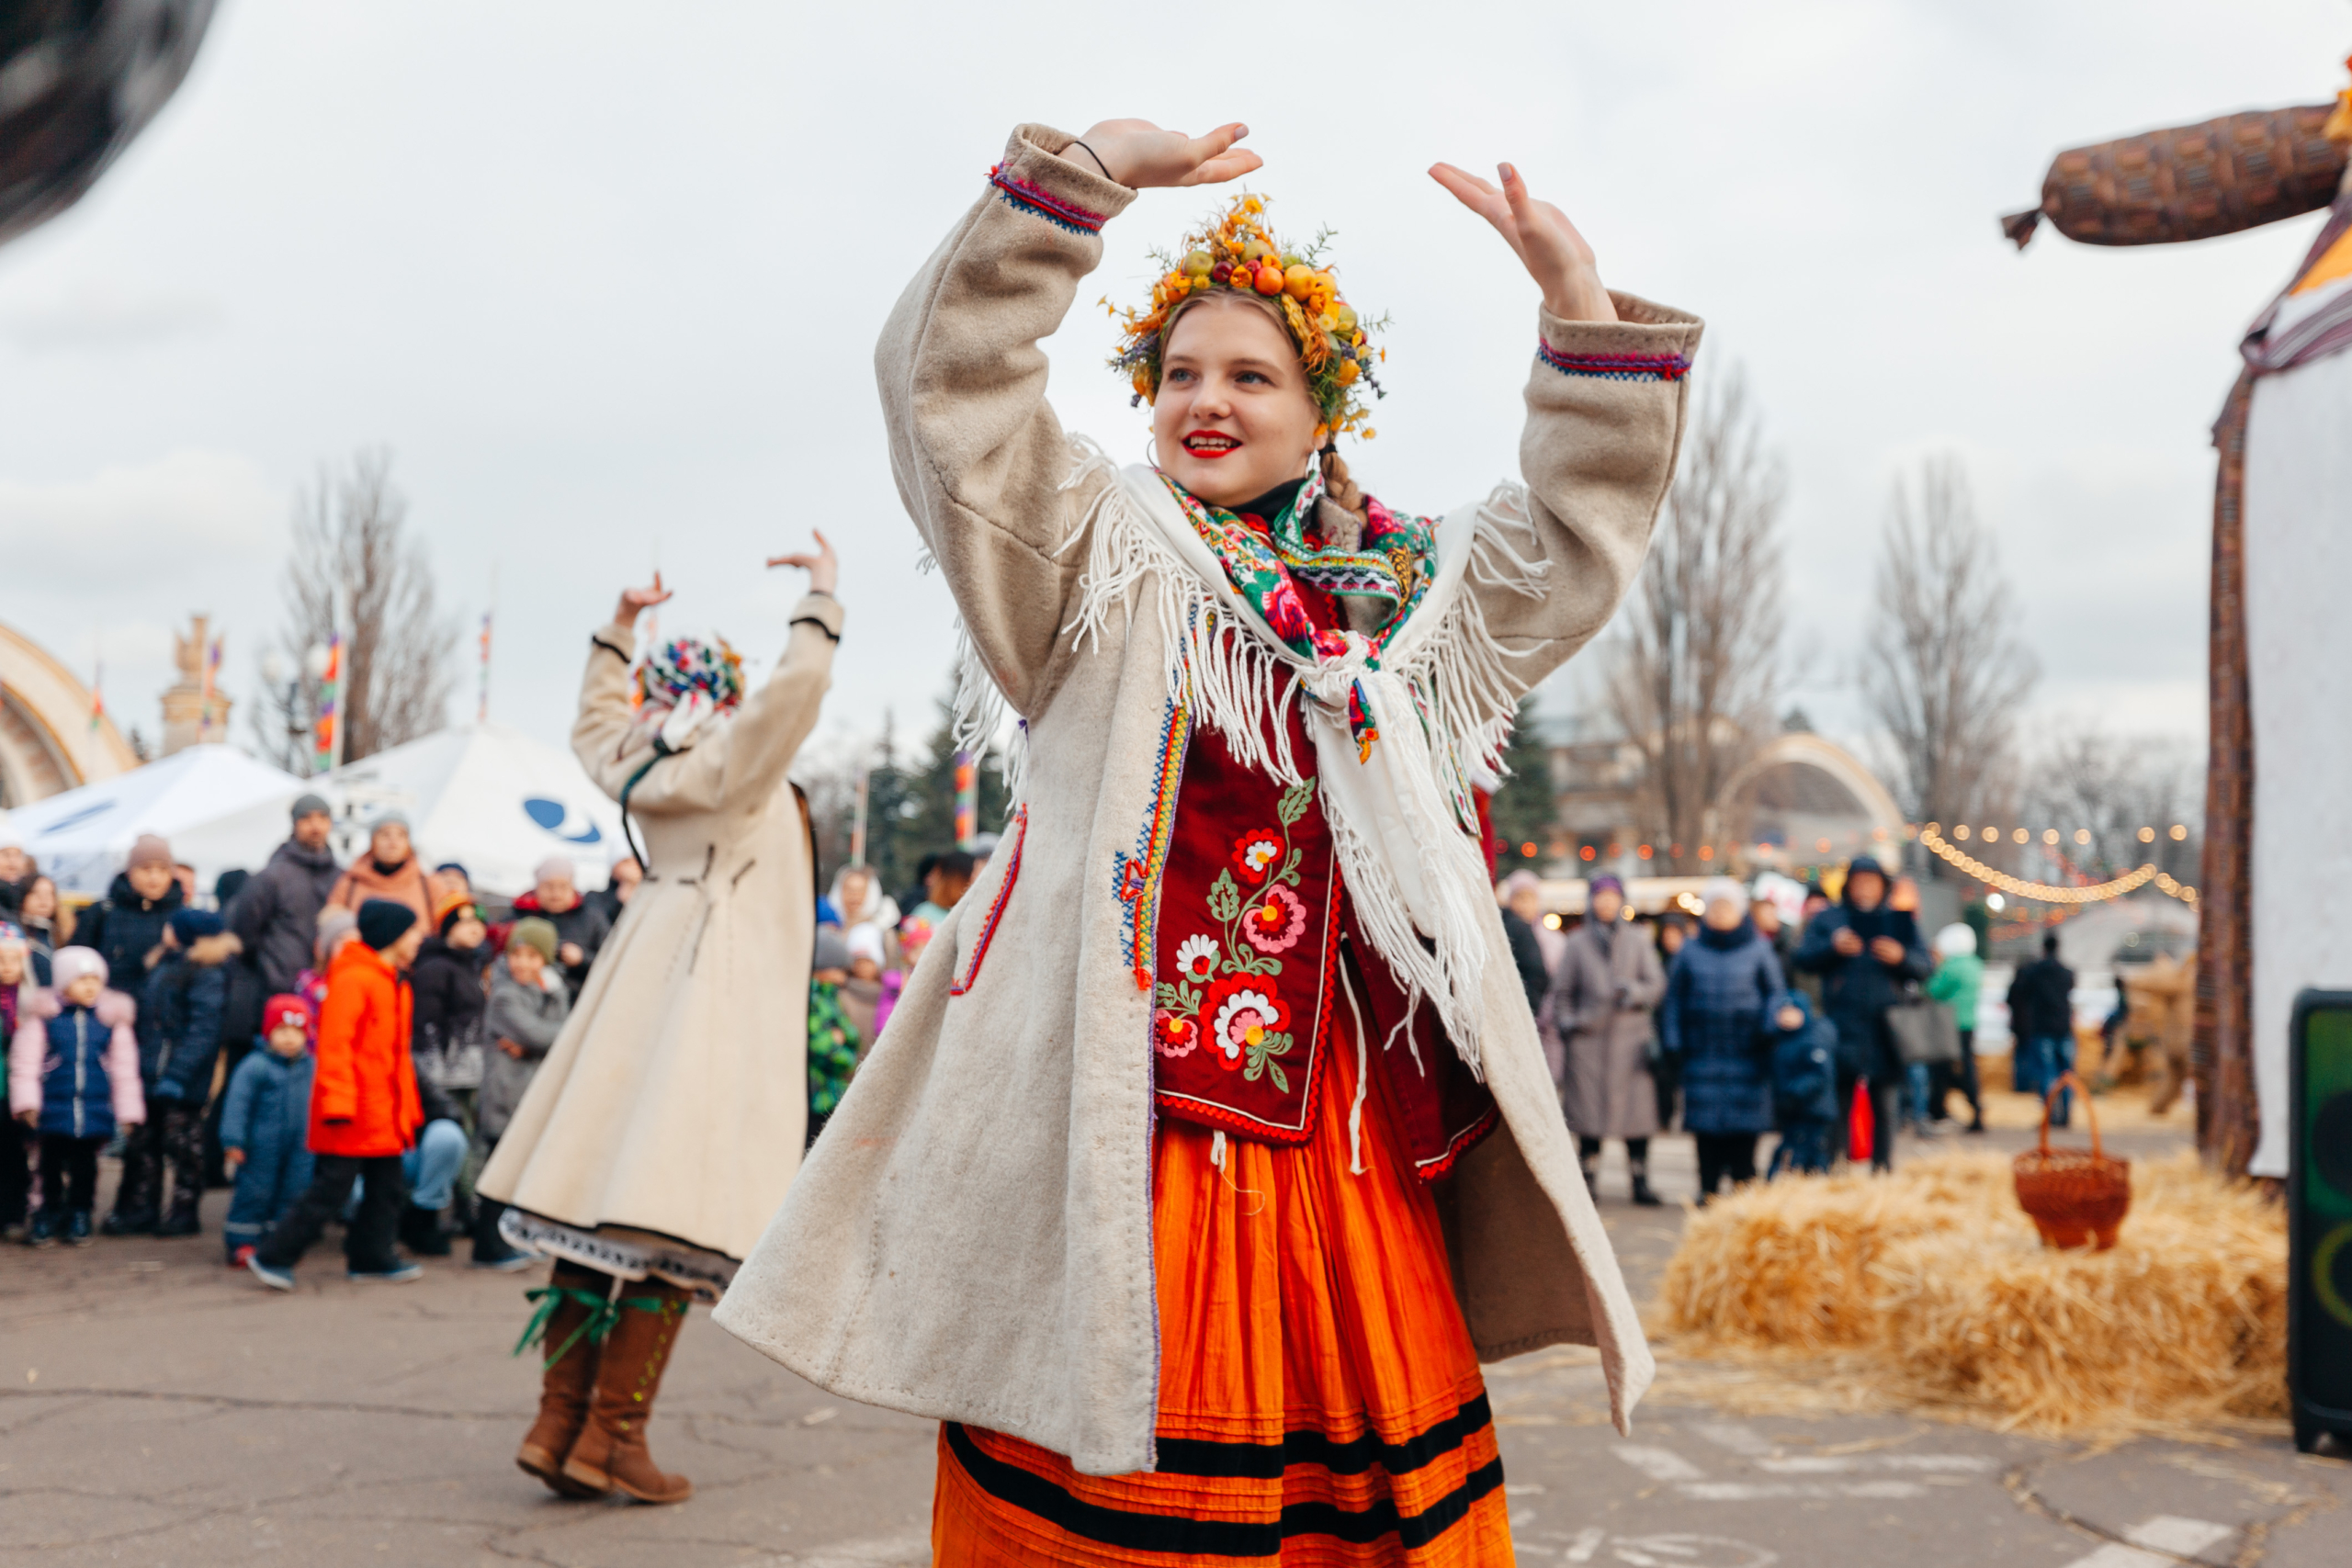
[2012,1072,2132,1250]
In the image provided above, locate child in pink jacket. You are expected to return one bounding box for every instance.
[11,946,144,1247]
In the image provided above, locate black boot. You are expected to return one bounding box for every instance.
[399,1203,452,1257]
[1630,1171,1662,1207]
[155,1196,202,1238]
[101,1205,157,1237]
[470,1197,533,1271]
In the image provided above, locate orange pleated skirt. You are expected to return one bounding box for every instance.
[933,1025,1513,1564]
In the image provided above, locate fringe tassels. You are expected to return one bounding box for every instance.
[944,437,1547,1077]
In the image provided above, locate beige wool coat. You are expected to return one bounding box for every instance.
[712,123,1701,1476]
[477,594,842,1264]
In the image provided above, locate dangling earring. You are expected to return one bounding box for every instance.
[1146,432,1164,469]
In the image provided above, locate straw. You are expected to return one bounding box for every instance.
[1650,1151,2286,1438]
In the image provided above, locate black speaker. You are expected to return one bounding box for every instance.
[2290,989,2352,1454]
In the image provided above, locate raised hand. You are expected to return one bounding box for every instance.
[1429,161,1615,323]
[1072,119,1261,190]
[766,528,839,595]
[614,572,673,627]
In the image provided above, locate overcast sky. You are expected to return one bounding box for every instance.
[3,0,2344,786]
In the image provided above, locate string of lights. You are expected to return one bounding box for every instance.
[1918,826,2199,908]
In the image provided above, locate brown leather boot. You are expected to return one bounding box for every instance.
[560,1280,694,1503]
[515,1262,611,1498]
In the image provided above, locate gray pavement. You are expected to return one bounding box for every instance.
[4,1120,2343,1566]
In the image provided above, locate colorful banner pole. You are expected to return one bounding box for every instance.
[312,634,343,773]
[954,750,977,850]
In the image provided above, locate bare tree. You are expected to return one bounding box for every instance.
[1860,457,2038,840]
[257,450,456,769]
[1604,365,1787,872]
[2024,726,2203,880]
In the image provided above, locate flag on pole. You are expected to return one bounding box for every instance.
[477,608,492,723]
[199,635,222,739]
[312,635,341,773]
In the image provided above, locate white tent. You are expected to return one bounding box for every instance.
[170,724,627,900]
[4,745,305,897]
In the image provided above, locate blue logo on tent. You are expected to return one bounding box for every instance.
[522,797,603,846]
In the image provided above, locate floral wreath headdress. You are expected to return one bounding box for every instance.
[1108,194,1386,445]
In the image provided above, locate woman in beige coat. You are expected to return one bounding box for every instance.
[478,536,842,1506]
[1546,874,1668,1205]
[712,116,1698,1562]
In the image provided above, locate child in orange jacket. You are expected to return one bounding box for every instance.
[247,900,426,1290]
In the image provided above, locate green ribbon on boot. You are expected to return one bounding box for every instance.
[514,1286,672,1372]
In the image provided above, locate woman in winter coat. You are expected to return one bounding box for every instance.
[479,539,840,1506]
[326,816,434,923]
[1661,878,1802,1201]
[708,117,1696,1561]
[11,947,144,1245]
[1548,874,1669,1205]
[1793,855,1931,1172]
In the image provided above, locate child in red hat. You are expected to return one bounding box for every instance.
[218,995,316,1266]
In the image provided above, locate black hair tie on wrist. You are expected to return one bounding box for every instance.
[1070,140,1115,183]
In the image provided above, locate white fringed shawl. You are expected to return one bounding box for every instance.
[948,436,1552,1071]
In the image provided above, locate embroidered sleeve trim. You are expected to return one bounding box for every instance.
[1535,342,1692,382]
[989,163,1108,235]
[950,807,1026,998]
[591,635,631,663]
[787,614,842,644]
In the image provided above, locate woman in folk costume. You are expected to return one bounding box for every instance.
[478,535,842,1506]
[714,118,1700,1562]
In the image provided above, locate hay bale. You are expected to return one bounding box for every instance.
[1655,1152,2285,1435]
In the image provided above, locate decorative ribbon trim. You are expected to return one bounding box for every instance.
[513,1285,670,1371]
[950,806,1027,997]
[988,163,1106,235]
[1535,342,1691,382]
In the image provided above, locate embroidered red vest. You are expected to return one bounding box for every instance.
[1145,518,1497,1179]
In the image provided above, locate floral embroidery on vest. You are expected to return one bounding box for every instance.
[1154,779,1318,1093]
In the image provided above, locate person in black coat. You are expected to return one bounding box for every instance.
[227,795,342,1000]
[410,897,493,1104]
[1793,855,1931,1172]
[74,835,186,999]
[116,909,241,1235]
[2007,932,2079,1125]
[1498,871,1551,1017]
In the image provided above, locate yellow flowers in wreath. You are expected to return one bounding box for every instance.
[1106,193,1385,444]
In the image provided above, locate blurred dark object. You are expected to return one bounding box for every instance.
[2002,105,2345,249]
[0,0,216,249]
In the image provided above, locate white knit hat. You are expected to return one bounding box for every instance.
[1700,876,1749,914]
[51,946,107,990]
[1935,922,1978,957]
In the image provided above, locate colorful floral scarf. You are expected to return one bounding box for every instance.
[1159,469,1440,755]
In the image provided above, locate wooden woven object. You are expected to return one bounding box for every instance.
[2013,1073,2132,1250]
[2002,105,2344,249]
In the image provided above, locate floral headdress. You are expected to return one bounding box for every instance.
[1108,193,1385,444]
[635,635,744,724]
